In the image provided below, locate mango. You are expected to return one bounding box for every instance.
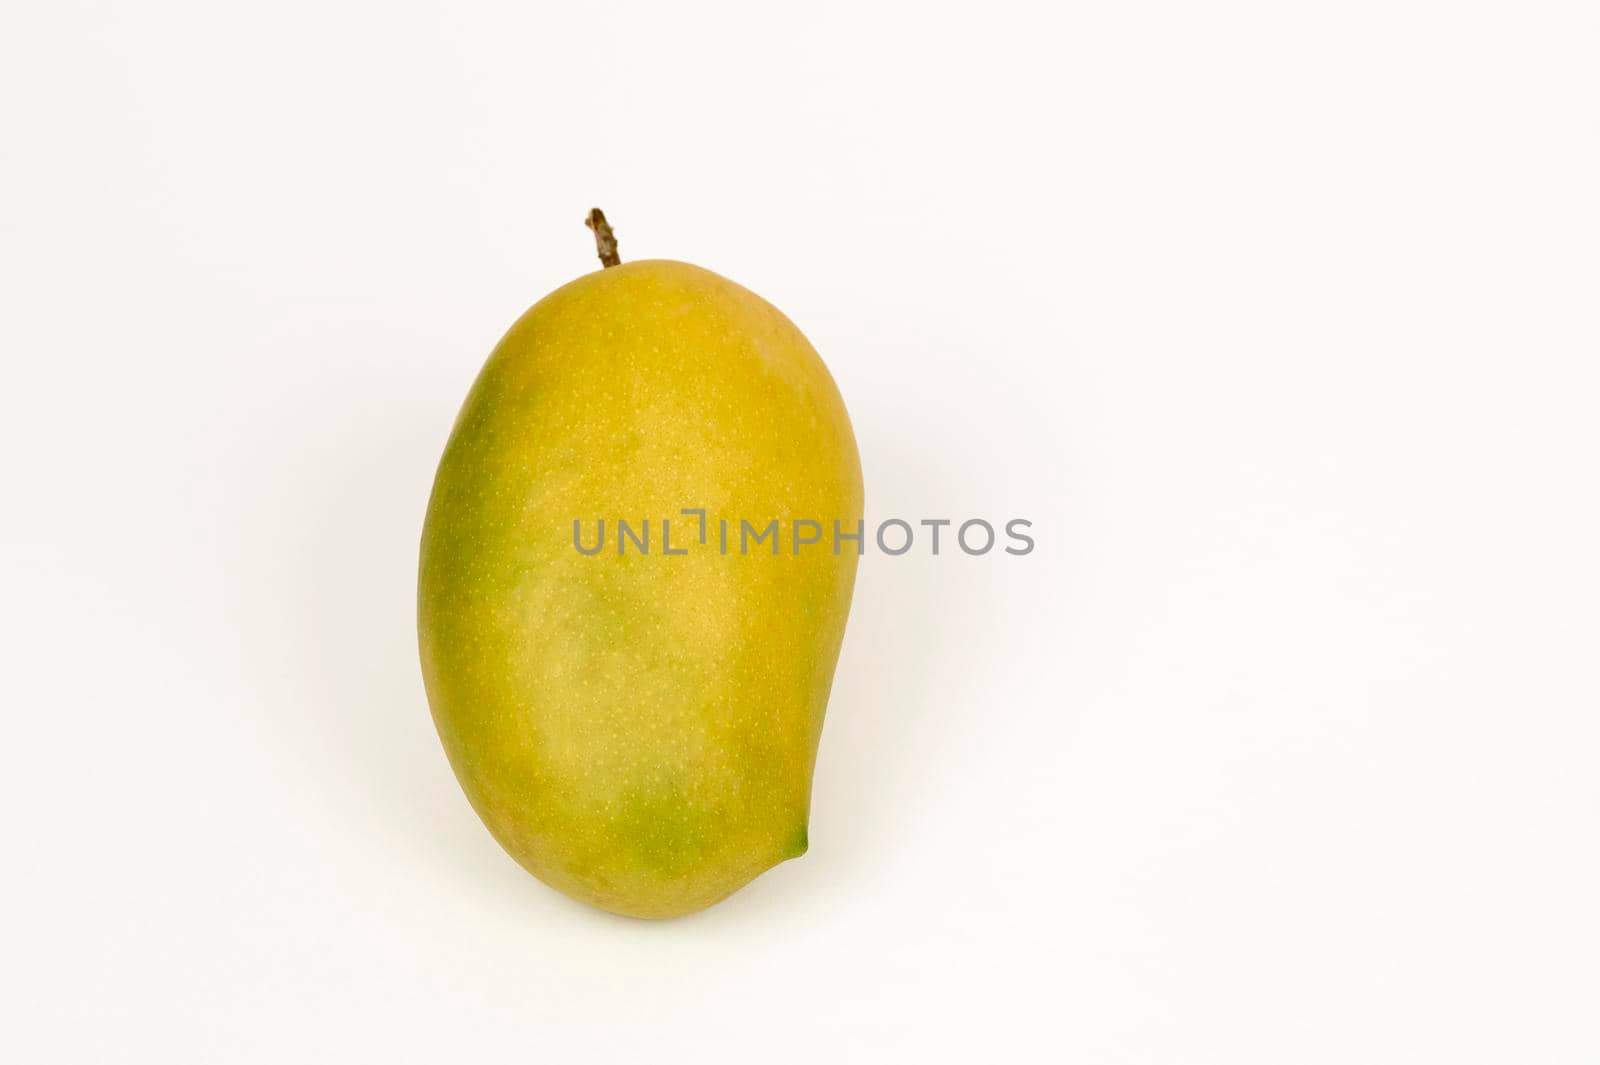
[418,212,862,918]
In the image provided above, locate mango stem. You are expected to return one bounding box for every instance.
[585,208,621,268]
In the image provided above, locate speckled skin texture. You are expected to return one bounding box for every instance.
[418,260,863,919]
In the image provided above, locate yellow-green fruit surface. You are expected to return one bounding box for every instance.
[418,260,863,919]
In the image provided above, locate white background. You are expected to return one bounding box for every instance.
[3,1,1597,1060]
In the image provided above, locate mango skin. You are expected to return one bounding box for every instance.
[418,260,863,919]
